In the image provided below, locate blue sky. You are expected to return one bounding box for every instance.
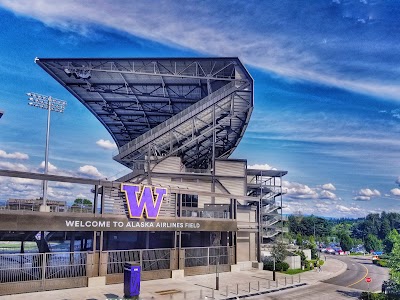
[0,0,399,218]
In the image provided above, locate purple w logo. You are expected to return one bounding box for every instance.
[121,184,167,219]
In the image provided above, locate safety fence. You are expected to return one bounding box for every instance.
[184,246,231,267]
[106,248,172,274]
[0,252,88,295]
[0,246,235,294]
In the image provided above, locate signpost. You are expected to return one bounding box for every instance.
[366,277,371,300]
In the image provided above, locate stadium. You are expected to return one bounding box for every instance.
[0,57,287,295]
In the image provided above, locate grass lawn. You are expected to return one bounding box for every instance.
[282,268,310,275]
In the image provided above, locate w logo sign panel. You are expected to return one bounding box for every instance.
[121,184,167,219]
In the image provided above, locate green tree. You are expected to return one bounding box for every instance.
[380,218,391,240]
[365,234,383,253]
[271,242,287,263]
[295,233,303,248]
[389,237,400,284]
[295,250,307,267]
[340,234,354,251]
[384,229,400,253]
[73,198,93,206]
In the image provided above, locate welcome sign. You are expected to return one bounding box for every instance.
[121,183,168,219]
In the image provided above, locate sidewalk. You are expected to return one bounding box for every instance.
[0,257,347,300]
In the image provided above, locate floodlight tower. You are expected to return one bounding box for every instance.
[27,92,67,212]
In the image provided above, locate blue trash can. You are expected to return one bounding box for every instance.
[124,263,141,299]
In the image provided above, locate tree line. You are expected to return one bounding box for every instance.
[288,212,400,253]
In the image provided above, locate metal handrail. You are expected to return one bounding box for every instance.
[116,80,250,158]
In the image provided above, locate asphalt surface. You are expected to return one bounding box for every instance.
[248,255,389,300]
[247,283,361,299]
[323,255,389,292]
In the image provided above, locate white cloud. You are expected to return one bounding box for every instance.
[359,189,381,197]
[96,139,117,150]
[391,109,400,119]
[353,188,381,201]
[283,181,319,200]
[52,182,74,189]
[0,150,29,160]
[315,203,330,213]
[39,161,58,173]
[283,181,339,201]
[354,196,370,201]
[391,188,400,197]
[1,1,399,101]
[75,192,92,200]
[336,205,360,213]
[0,161,28,172]
[320,190,336,200]
[78,165,103,178]
[248,163,275,170]
[321,183,336,191]
[9,177,41,186]
[336,205,350,212]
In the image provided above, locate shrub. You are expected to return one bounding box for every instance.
[304,260,313,270]
[359,292,386,300]
[377,260,388,267]
[276,262,289,271]
[263,261,274,271]
[263,261,289,271]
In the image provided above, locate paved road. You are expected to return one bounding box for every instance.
[323,255,389,292]
[248,255,389,300]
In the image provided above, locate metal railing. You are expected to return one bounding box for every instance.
[184,246,232,268]
[0,251,87,283]
[262,204,281,214]
[0,204,95,214]
[117,81,239,155]
[263,215,288,226]
[105,248,172,275]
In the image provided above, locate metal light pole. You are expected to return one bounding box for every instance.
[27,92,67,212]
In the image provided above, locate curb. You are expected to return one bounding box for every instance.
[222,283,308,300]
[326,257,348,278]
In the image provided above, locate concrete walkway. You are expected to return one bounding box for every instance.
[0,257,347,300]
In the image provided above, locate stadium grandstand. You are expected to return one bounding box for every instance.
[0,57,287,295]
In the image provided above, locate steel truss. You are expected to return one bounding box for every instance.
[37,57,253,170]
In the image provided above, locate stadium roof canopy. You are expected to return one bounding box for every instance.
[37,57,253,169]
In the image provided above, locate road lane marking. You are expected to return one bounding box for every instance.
[347,263,369,287]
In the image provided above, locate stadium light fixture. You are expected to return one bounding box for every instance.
[0,110,3,119]
[26,92,67,212]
